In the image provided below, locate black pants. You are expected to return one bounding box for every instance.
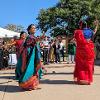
[60,49,64,61]
[0,49,3,69]
[0,61,3,69]
[3,58,8,68]
[43,48,49,64]
[55,49,60,63]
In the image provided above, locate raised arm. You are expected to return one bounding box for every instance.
[94,19,99,34]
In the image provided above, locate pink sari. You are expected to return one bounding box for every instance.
[74,29,95,84]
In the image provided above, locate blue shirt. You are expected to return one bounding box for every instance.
[83,28,94,39]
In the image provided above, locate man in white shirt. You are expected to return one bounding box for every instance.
[43,36,50,64]
[60,40,64,61]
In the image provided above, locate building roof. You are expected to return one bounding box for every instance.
[0,27,20,38]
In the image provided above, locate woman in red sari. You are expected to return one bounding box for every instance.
[10,31,26,59]
[74,16,99,85]
[8,32,26,79]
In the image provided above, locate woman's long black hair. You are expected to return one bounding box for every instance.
[20,31,26,37]
[27,24,35,34]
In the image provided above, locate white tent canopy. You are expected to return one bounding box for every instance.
[0,27,20,38]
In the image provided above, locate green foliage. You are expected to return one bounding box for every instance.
[37,0,100,37]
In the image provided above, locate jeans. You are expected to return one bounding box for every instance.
[67,55,75,63]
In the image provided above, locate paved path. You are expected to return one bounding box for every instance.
[0,63,100,100]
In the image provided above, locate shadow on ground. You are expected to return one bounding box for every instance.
[46,65,74,68]
[94,73,100,76]
[0,84,25,93]
[46,72,73,75]
[40,79,75,85]
[0,75,15,80]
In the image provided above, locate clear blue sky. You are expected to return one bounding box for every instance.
[0,0,59,35]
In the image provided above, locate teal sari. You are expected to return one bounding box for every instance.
[15,35,42,90]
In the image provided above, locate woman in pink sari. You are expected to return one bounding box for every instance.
[74,16,99,85]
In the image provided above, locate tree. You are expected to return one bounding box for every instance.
[16,25,25,33]
[37,0,100,37]
[5,24,24,33]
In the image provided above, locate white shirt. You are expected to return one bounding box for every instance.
[60,42,64,50]
[43,40,49,48]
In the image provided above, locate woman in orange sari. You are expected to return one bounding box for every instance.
[74,16,99,85]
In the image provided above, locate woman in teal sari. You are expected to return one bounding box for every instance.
[16,24,44,90]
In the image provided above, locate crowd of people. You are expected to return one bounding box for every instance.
[0,16,99,90]
[40,37,76,65]
[0,33,76,70]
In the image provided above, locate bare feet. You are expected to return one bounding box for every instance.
[78,80,90,85]
[74,77,77,84]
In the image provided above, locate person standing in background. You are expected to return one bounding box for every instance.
[0,44,3,70]
[60,40,64,62]
[42,36,50,65]
[96,39,100,59]
[2,45,9,69]
[67,39,76,64]
[49,39,55,63]
[53,39,60,63]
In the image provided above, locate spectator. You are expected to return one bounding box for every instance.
[0,44,3,70]
[59,40,64,61]
[3,45,9,69]
[49,39,55,63]
[67,39,76,64]
[43,36,50,65]
[96,39,100,59]
[53,40,60,63]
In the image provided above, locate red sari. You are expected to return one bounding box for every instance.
[74,29,95,84]
[15,39,24,59]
